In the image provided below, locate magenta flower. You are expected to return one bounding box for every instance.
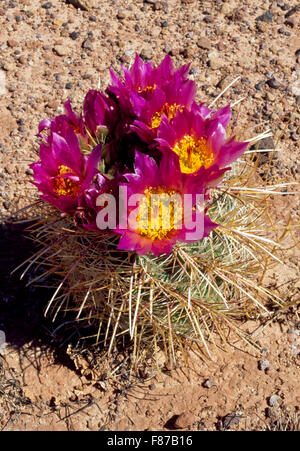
[30,127,102,214]
[38,99,86,141]
[155,104,248,174]
[83,90,118,138]
[107,54,191,114]
[130,73,196,144]
[114,151,222,256]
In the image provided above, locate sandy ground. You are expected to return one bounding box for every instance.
[0,0,300,431]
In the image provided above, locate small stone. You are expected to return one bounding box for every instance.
[285,6,299,18]
[183,47,196,58]
[256,11,273,23]
[257,22,267,32]
[197,37,212,50]
[203,378,214,388]
[3,62,14,71]
[82,38,94,51]
[285,17,297,28]
[189,67,199,76]
[53,45,69,56]
[5,164,14,174]
[255,81,265,90]
[117,9,126,20]
[208,53,222,70]
[65,83,72,89]
[149,383,156,390]
[7,39,18,48]
[258,359,269,371]
[140,48,153,60]
[69,31,80,40]
[26,168,34,176]
[89,15,96,22]
[278,27,291,35]
[268,395,280,407]
[18,55,26,65]
[222,412,242,430]
[279,3,290,11]
[67,0,94,10]
[203,15,213,24]
[81,52,87,59]
[0,71,5,95]
[173,411,196,429]
[267,77,282,89]
[41,2,52,8]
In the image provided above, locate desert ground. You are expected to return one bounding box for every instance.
[0,0,299,431]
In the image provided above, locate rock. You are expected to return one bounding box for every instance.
[117,9,126,20]
[67,0,94,11]
[285,17,297,28]
[258,359,269,371]
[140,48,153,60]
[203,378,214,388]
[82,38,94,51]
[183,47,196,58]
[256,11,273,23]
[267,77,282,89]
[268,395,280,407]
[208,52,222,70]
[255,81,265,90]
[173,411,196,429]
[197,37,212,50]
[0,70,5,95]
[69,31,80,40]
[285,6,299,18]
[217,75,235,90]
[41,1,52,8]
[222,412,242,430]
[7,39,18,48]
[3,62,14,71]
[53,45,69,56]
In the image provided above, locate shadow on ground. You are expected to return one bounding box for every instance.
[0,218,78,370]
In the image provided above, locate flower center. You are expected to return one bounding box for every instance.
[151,103,184,129]
[137,186,183,240]
[53,165,80,198]
[172,135,214,173]
[137,84,157,96]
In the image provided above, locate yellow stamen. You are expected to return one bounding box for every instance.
[137,84,157,95]
[172,135,214,174]
[137,186,183,240]
[53,165,80,197]
[151,103,184,129]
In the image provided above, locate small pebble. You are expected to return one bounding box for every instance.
[256,11,273,23]
[258,359,269,371]
[69,31,80,40]
[65,83,72,89]
[203,378,214,388]
[42,1,52,8]
[267,77,281,89]
[268,395,280,407]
